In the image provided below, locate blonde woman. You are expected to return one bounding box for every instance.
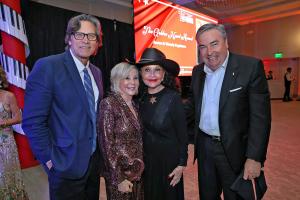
[98,62,144,200]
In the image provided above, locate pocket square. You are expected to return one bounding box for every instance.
[230,87,242,92]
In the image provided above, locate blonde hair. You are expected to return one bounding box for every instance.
[110,62,138,93]
[0,66,9,89]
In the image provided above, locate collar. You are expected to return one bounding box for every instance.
[69,49,90,72]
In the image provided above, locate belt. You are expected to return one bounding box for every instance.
[201,131,221,142]
[199,129,221,142]
[211,135,221,142]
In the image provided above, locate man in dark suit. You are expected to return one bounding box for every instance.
[283,67,294,101]
[185,23,271,199]
[22,14,103,200]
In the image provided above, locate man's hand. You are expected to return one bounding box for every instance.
[243,158,261,180]
[118,179,133,193]
[168,166,185,187]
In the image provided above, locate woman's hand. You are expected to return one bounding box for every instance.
[117,179,133,193]
[0,118,8,127]
[0,119,5,126]
[168,166,185,187]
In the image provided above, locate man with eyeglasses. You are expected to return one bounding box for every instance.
[22,14,104,200]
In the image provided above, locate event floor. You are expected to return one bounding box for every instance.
[22,100,300,200]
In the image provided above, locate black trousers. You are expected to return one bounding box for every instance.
[196,134,242,200]
[283,83,291,100]
[48,150,101,200]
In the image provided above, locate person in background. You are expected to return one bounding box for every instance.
[0,66,29,200]
[138,48,188,200]
[266,70,273,80]
[99,62,144,200]
[185,23,271,200]
[22,14,104,200]
[283,67,294,101]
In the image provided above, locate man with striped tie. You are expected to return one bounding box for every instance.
[22,14,104,200]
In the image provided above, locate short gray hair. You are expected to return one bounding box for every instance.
[110,62,138,93]
[196,23,227,41]
[65,14,102,46]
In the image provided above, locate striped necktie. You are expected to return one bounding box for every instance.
[83,68,96,153]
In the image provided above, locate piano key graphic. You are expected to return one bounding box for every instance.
[0,52,29,89]
[0,3,29,46]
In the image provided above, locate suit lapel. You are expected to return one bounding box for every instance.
[195,65,206,124]
[63,50,92,120]
[114,94,141,132]
[90,64,103,101]
[193,65,206,162]
[219,53,239,111]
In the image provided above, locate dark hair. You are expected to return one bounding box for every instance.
[0,66,9,89]
[161,71,177,91]
[65,14,102,47]
[196,23,227,42]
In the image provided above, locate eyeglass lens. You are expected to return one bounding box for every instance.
[73,32,97,41]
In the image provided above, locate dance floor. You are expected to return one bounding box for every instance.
[22,100,300,200]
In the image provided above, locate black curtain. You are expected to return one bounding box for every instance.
[24,1,135,93]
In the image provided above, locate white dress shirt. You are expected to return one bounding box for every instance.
[70,49,99,111]
[199,52,229,136]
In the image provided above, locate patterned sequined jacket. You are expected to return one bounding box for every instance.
[98,93,143,186]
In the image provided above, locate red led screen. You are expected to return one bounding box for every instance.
[134,0,218,76]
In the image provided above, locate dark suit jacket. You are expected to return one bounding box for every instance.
[185,52,271,173]
[22,50,103,179]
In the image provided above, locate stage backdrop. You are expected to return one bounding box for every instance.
[134,0,217,76]
[24,1,135,93]
[0,0,135,168]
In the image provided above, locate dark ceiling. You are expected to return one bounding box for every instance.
[169,0,300,26]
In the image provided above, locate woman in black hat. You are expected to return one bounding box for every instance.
[137,48,188,200]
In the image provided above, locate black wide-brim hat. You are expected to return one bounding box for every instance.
[136,48,180,77]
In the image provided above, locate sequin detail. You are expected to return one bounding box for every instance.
[98,93,144,200]
[0,102,29,200]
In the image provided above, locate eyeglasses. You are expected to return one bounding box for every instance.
[72,32,98,41]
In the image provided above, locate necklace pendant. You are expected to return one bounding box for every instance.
[149,96,157,104]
